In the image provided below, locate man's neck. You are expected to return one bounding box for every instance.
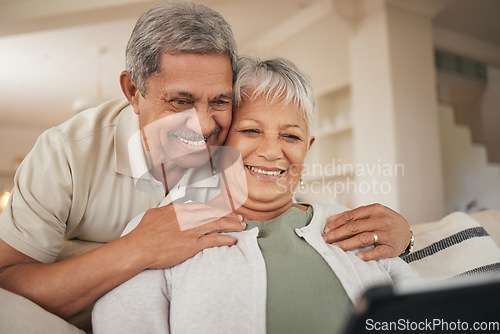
[150,162,187,195]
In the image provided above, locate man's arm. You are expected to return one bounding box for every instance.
[0,205,245,319]
[322,203,412,261]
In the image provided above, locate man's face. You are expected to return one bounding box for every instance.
[131,53,233,172]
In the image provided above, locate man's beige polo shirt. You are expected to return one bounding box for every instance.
[0,98,219,263]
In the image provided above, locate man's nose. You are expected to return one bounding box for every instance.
[185,104,216,135]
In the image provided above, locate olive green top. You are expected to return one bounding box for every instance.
[244,206,353,334]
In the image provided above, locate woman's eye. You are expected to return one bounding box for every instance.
[283,134,302,141]
[240,129,260,135]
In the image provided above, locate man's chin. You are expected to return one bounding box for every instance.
[171,152,211,169]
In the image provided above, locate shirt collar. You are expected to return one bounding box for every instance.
[114,103,139,178]
[163,165,220,205]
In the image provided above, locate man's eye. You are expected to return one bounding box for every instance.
[210,100,231,111]
[169,99,194,111]
[172,99,191,105]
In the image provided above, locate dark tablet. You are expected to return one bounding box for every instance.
[343,276,500,333]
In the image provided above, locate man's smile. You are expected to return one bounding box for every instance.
[169,127,221,147]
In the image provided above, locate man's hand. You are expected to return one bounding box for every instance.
[0,202,246,319]
[125,203,246,270]
[322,203,411,261]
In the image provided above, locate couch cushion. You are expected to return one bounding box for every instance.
[470,210,500,247]
[0,288,85,334]
[56,239,104,262]
[56,240,104,333]
[403,211,500,280]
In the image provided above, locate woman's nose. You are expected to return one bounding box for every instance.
[256,135,283,161]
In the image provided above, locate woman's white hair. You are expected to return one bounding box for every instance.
[233,56,315,135]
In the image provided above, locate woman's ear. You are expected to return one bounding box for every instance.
[120,71,142,114]
[308,136,316,149]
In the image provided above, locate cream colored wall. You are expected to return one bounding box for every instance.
[244,13,350,95]
[439,104,500,213]
[0,125,44,193]
[388,6,444,222]
[347,5,400,211]
[0,175,15,197]
[482,66,500,163]
[347,3,445,224]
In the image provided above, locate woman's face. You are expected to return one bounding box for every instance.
[224,94,314,212]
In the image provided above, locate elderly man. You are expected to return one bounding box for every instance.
[0,1,412,332]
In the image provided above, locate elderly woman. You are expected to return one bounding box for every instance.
[93,57,419,334]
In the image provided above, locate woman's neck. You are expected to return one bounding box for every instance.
[236,200,295,222]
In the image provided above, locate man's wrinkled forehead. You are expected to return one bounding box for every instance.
[154,53,234,99]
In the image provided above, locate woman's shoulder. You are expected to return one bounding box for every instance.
[292,202,350,232]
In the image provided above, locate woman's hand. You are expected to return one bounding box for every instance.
[322,203,412,261]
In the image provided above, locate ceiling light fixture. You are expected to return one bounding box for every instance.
[0,191,10,212]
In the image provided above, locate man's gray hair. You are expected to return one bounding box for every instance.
[233,56,315,135]
[126,0,238,96]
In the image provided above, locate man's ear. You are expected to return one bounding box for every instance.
[120,71,142,114]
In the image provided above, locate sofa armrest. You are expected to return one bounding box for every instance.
[405,211,500,280]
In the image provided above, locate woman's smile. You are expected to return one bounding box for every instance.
[245,165,287,180]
